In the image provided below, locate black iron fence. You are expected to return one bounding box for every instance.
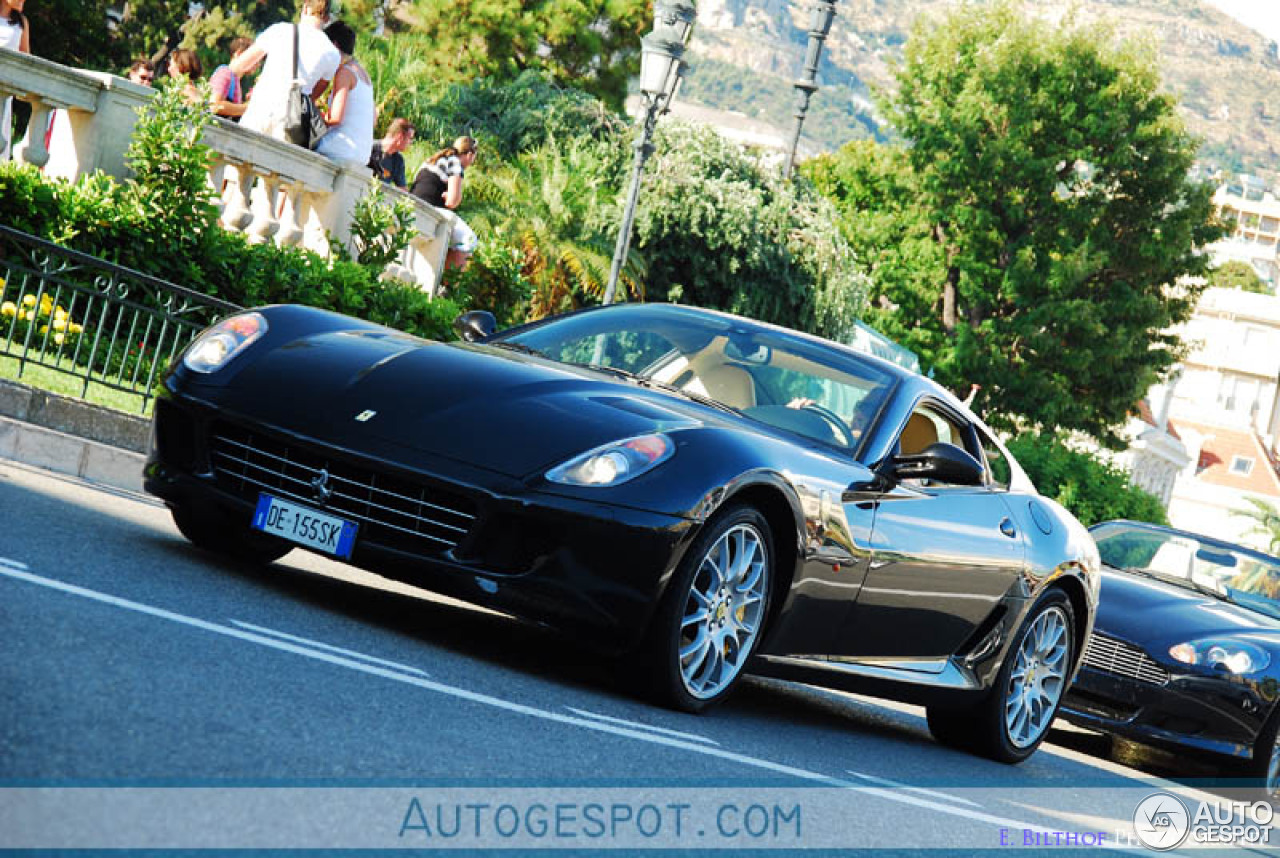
[0,225,242,413]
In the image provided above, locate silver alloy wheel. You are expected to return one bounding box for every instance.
[678,522,769,700]
[1004,606,1071,749]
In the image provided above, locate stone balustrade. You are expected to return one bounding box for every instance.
[1,49,451,295]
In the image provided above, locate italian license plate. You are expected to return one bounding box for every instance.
[251,493,358,559]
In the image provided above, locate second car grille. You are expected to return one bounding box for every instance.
[1081,633,1170,686]
[209,422,476,555]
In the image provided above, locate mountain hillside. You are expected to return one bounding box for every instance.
[682,0,1280,179]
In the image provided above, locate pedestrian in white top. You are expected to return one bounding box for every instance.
[230,0,340,141]
[314,20,374,170]
[0,0,31,162]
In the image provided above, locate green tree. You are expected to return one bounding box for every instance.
[1005,432,1169,527]
[468,137,633,319]
[1234,497,1280,554]
[634,123,869,341]
[848,1,1224,443]
[1208,259,1269,294]
[24,1,123,70]
[399,0,649,111]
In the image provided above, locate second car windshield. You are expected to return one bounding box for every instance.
[1092,523,1280,618]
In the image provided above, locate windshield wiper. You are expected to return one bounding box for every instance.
[1120,566,1229,602]
[492,341,546,358]
[570,363,742,415]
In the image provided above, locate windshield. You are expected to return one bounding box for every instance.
[1091,522,1280,620]
[497,305,898,453]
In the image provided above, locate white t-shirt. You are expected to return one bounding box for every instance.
[240,21,340,137]
[0,17,23,160]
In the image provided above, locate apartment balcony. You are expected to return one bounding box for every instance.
[0,50,451,295]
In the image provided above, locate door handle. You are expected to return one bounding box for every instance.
[999,518,1017,539]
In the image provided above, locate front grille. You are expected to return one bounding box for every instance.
[209,422,476,556]
[1081,633,1170,686]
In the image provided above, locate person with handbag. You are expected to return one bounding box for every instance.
[230,0,339,143]
[313,21,374,169]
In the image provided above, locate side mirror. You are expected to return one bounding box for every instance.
[889,442,985,486]
[454,310,497,343]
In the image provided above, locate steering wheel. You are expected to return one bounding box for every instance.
[799,403,856,447]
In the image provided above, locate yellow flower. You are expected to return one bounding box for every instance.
[51,318,67,331]
[21,295,36,307]
[20,309,34,321]
[0,301,15,317]
[69,323,83,334]
[53,333,65,345]
[38,324,48,334]
[53,308,68,321]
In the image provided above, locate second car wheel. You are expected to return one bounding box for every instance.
[170,502,293,565]
[928,588,1076,763]
[642,504,774,713]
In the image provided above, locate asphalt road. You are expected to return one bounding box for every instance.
[0,458,1272,854]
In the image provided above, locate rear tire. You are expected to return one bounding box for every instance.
[927,589,1075,763]
[170,502,292,565]
[641,504,773,713]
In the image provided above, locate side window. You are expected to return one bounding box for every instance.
[977,428,1012,490]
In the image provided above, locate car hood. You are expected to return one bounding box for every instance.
[1096,567,1280,645]
[218,331,714,478]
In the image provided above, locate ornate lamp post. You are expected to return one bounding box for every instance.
[602,0,696,305]
[783,0,838,180]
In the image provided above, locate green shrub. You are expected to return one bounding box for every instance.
[1007,432,1169,527]
[440,237,534,328]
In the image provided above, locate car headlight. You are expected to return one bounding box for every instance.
[1168,639,1271,675]
[183,312,268,373]
[545,434,675,487]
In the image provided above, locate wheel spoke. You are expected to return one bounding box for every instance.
[682,605,709,628]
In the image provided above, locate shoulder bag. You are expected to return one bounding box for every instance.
[283,24,329,150]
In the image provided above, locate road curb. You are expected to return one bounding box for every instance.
[0,415,146,492]
[0,378,149,493]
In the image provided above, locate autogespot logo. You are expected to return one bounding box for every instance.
[1132,792,1191,851]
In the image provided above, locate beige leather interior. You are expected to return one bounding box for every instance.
[684,363,757,410]
[899,412,939,456]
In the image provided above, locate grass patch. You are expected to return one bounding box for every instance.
[0,352,153,415]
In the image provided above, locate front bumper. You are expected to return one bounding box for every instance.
[145,393,696,651]
[1060,665,1273,763]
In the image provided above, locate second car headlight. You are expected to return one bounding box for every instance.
[184,312,268,373]
[1168,639,1271,675]
[545,434,674,487]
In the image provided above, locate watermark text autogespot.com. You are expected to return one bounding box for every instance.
[399,797,802,842]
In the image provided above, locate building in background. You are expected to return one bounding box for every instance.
[1134,286,1280,549]
[1211,175,1280,288]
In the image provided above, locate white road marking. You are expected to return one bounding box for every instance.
[0,563,1143,849]
[565,706,719,745]
[847,769,983,807]
[229,620,429,677]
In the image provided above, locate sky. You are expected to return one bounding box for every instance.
[1206,0,1280,43]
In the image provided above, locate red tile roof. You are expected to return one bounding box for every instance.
[1169,418,1280,496]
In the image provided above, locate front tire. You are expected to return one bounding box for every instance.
[170,502,293,565]
[642,504,773,713]
[1242,708,1280,804]
[928,589,1076,763]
